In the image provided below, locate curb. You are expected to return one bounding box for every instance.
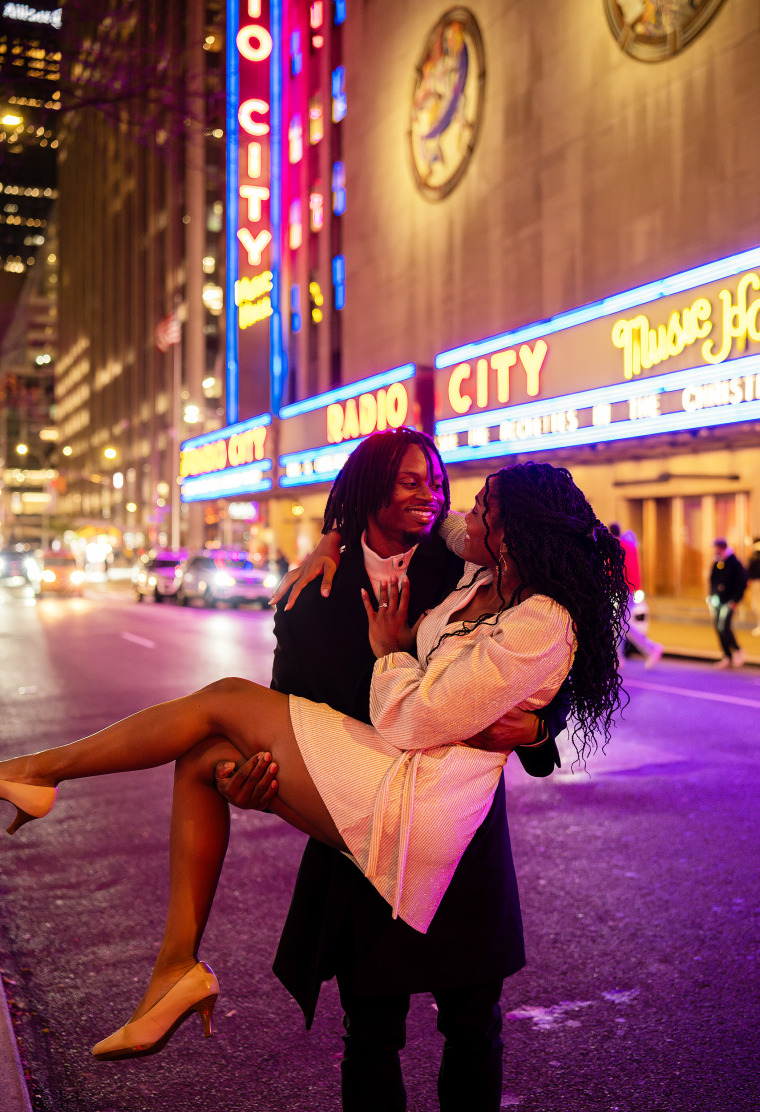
[0,976,33,1112]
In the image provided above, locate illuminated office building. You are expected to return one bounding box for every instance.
[54,0,226,549]
[191,0,759,598]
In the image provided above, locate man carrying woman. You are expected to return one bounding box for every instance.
[0,449,628,1108]
[219,429,565,1112]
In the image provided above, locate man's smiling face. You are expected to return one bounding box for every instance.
[367,444,446,556]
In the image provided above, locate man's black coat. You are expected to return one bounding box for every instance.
[270,535,556,1025]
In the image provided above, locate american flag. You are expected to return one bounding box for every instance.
[155,312,182,353]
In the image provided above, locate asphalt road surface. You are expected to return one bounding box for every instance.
[0,581,758,1112]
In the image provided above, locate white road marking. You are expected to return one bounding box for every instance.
[120,632,155,649]
[624,677,760,709]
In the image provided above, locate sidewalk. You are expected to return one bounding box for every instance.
[0,973,32,1112]
[645,596,760,667]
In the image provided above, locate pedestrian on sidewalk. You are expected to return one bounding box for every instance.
[708,538,748,669]
[609,523,663,669]
[746,537,760,637]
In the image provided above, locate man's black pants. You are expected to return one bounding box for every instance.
[337,976,504,1112]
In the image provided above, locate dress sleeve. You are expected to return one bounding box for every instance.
[369,597,575,750]
[437,511,467,558]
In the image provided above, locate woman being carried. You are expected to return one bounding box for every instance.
[0,461,628,1061]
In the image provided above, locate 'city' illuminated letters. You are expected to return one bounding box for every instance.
[326,383,409,443]
[447,341,548,415]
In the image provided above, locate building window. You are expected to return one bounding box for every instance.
[309,189,324,232]
[308,96,323,145]
[289,198,302,249]
[288,114,303,163]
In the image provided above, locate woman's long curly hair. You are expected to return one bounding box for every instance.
[450,462,628,762]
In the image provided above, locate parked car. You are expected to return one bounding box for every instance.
[178,551,277,608]
[132,551,186,602]
[36,553,86,596]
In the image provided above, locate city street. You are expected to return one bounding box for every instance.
[0,581,758,1112]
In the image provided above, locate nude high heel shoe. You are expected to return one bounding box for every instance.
[92,961,220,1062]
[0,780,58,835]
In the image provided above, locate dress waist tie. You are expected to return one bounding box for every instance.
[365,748,423,920]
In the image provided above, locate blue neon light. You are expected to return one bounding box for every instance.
[438,401,760,465]
[332,160,346,215]
[279,438,363,488]
[280,437,364,467]
[436,352,760,435]
[435,244,760,369]
[224,0,240,425]
[181,462,274,502]
[333,253,345,310]
[180,412,272,453]
[332,66,346,122]
[270,0,286,412]
[279,363,416,418]
[290,284,302,333]
[290,29,302,75]
[334,0,346,24]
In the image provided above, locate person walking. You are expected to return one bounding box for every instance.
[609,523,663,668]
[746,537,760,636]
[221,430,566,1112]
[708,538,748,668]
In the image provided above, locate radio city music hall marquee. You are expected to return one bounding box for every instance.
[433,247,760,463]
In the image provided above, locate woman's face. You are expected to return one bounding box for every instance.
[462,482,504,567]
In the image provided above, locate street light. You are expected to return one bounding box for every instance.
[104,447,117,460]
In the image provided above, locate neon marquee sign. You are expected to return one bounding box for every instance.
[434,246,760,463]
[180,414,273,502]
[279,365,417,487]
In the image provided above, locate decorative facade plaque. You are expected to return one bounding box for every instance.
[604,0,728,62]
[408,8,485,201]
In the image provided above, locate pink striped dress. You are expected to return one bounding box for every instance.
[289,564,575,933]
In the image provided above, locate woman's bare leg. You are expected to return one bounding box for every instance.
[129,735,239,1020]
[0,677,343,848]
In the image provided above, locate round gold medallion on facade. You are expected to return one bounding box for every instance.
[407,8,486,202]
[603,0,728,61]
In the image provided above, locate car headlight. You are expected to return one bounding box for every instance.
[263,573,278,589]
[42,569,56,583]
[70,570,85,585]
[215,572,236,588]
